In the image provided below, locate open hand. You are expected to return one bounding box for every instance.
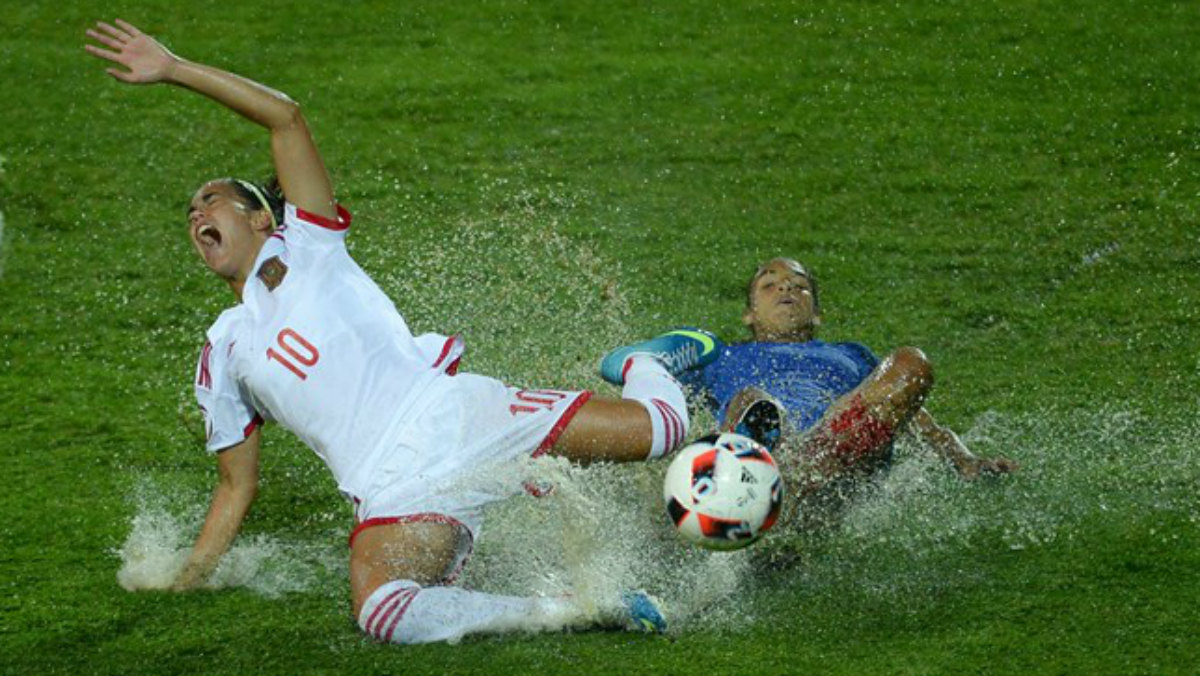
[85,19,178,84]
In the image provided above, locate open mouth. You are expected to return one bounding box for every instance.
[196,224,222,248]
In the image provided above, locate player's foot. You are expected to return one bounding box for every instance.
[621,590,668,634]
[600,328,723,385]
[725,391,784,452]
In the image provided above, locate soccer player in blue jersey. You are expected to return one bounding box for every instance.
[603,257,1016,505]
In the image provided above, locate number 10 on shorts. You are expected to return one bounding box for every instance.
[510,389,568,416]
[267,328,320,380]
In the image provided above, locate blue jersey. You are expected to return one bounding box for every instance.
[681,340,879,432]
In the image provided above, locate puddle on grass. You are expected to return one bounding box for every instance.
[745,404,1200,616]
[116,186,1199,637]
[116,402,1200,633]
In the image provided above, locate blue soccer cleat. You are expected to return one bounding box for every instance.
[621,590,668,634]
[600,327,723,385]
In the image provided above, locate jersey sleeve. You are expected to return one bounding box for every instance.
[275,202,353,250]
[841,341,881,379]
[194,338,262,453]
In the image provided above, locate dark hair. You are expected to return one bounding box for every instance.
[745,257,820,315]
[227,176,285,228]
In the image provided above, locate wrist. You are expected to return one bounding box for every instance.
[162,55,187,84]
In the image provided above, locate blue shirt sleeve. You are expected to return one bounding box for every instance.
[840,342,880,379]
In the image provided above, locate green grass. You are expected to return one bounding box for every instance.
[2,0,1199,674]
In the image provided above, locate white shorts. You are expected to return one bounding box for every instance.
[346,372,591,576]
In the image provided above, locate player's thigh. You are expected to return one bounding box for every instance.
[551,397,652,464]
[349,520,465,616]
[849,346,933,426]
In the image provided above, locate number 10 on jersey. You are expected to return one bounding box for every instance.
[267,328,320,380]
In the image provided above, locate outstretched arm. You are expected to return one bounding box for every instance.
[172,430,261,591]
[85,19,335,219]
[912,408,1017,479]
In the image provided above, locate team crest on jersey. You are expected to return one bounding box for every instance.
[257,256,288,291]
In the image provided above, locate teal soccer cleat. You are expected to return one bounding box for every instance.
[732,397,784,453]
[621,590,668,634]
[600,327,723,385]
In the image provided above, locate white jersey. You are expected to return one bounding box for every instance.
[194,203,466,500]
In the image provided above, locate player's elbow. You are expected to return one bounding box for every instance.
[269,99,306,132]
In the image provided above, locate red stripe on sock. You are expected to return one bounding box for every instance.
[654,400,673,450]
[385,589,421,643]
[669,405,683,447]
[665,399,685,449]
[366,587,410,637]
[621,356,635,383]
[651,398,683,452]
[374,588,418,640]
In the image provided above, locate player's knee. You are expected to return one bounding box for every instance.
[888,346,933,390]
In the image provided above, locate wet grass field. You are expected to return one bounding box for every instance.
[2,1,1198,674]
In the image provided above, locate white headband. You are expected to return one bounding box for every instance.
[233,179,277,229]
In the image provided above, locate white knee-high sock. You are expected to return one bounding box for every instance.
[358,580,587,644]
[620,355,690,458]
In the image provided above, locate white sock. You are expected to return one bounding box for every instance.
[358,580,587,644]
[620,355,690,458]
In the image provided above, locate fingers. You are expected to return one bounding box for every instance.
[107,68,136,83]
[114,19,143,37]
[96,20,134,43]
[84,43,122,64]
[85,28,125,51]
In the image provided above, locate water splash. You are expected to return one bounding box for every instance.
[365,183,635,389]
[455,454,755,632]
[118,186,641,615]
[752,403,1200,608]
[118,186,1198,637]
[445,402,1199,634]
[115,479,344,599]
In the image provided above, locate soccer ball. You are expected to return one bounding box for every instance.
[663,432,784,551]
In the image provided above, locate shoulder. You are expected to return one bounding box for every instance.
[831,340,879,367]
[205,306,247,342]
[723,340,815,356]
[280,202,352,241]
[713,341,796,370]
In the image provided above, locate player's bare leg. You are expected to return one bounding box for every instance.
[552,397,656,463]
[795,346,933,494]
[350,520,596,644]
[554,328,724,464]
[350,521,464,617]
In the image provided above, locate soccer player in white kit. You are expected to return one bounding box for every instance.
[86,19,720,643]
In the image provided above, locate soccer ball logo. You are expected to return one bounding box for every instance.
[663,433,784,551]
